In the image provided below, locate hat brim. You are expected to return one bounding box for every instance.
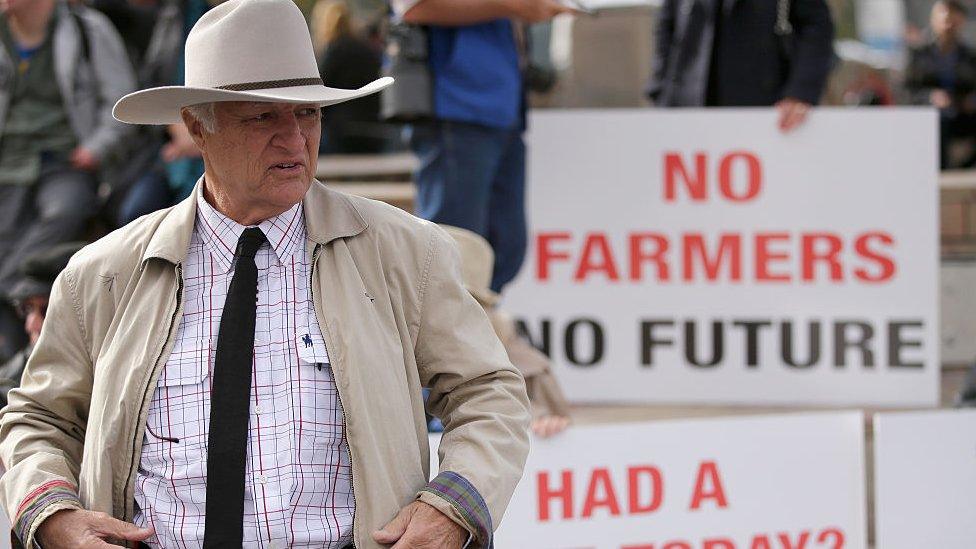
[113,77,394,125]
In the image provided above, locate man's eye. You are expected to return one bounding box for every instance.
[250,113,271,121]
[299,108,319,117]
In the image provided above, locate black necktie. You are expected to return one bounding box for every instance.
[204,227,265,548]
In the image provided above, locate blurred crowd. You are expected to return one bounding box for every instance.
[0,0,974,424]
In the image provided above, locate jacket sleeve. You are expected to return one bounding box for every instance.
[781,0,835,105]
[903,47,938,105]
[413,226,531,548]
[78,10,136,161]
[0,268,91,548]
[646,0,677,103]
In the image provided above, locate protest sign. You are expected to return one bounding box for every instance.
[507,109,939,405]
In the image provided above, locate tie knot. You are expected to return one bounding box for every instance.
[236,228,265,259]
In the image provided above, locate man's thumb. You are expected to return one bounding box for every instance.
[95,514,153,541]
[372,506,412,544]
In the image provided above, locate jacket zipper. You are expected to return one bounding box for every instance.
[309,243,360,546]
[122,262,184,520]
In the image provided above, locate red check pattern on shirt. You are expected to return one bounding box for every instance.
[133,190,354,548]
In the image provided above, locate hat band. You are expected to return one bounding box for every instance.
[216,77,324,92]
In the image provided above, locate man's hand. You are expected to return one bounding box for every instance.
[505,0,579,23]
[36,509,154,548]
[532,414,571,438]
[930,89,952,110]
[774,97,811,133]
[372,500,467,548]
[70,147,100,172]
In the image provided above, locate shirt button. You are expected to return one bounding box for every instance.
[256,474,268,485]
[254,404,263,414]
[268,542,283,549]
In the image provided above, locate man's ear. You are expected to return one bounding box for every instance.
[180,108,208,149]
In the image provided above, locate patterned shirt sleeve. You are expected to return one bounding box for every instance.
[419,471,493,548]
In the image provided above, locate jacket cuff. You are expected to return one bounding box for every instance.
[14,480,82,548]
[419,471,493,548]
[782,81,823,106]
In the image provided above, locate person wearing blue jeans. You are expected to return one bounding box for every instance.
[410,121,526,291]
[393,0,574,293]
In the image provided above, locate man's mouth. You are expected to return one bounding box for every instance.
[272,162,303,171]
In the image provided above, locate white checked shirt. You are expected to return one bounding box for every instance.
[133,189,354,548]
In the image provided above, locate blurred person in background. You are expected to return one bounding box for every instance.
[647,0,835,132]
[0,242,84,408]
[394,0,576,295]
[110,0,213,227]
[88,0,158,63]
[0,0,134,360]
[905,0,976,169]
[312,0,386,154]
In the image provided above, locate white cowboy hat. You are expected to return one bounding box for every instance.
[113,0,393,125]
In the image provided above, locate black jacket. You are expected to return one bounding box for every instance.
[319,35,384,154]
[904,41,976,109]
[648,0,834,107]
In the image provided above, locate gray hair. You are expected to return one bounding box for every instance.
[183,102,218,133]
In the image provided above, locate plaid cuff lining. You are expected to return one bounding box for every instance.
[15,480,81,545]
[422,471,493,548]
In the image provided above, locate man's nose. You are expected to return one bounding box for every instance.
[271,114,305,150]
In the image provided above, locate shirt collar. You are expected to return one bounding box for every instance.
[194,184,306,273]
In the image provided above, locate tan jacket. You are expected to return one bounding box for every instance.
[0,181,530,548]
[489,311,570,418]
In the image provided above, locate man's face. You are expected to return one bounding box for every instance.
[192,102,321,219]
[932,2,966,41]
[18,296,48,346]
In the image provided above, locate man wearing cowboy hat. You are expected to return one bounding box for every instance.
[0,1,530,548]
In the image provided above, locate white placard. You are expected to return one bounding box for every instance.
[506,109,939,406]
[432,412,866,548]
[874,409,976,549]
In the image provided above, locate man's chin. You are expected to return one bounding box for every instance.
[262,175,311,203]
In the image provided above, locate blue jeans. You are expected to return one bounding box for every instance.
[118,169,173,227]
[409,121,527,292]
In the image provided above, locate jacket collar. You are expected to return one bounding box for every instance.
[142,178,368,266]
[302,177,369,246]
